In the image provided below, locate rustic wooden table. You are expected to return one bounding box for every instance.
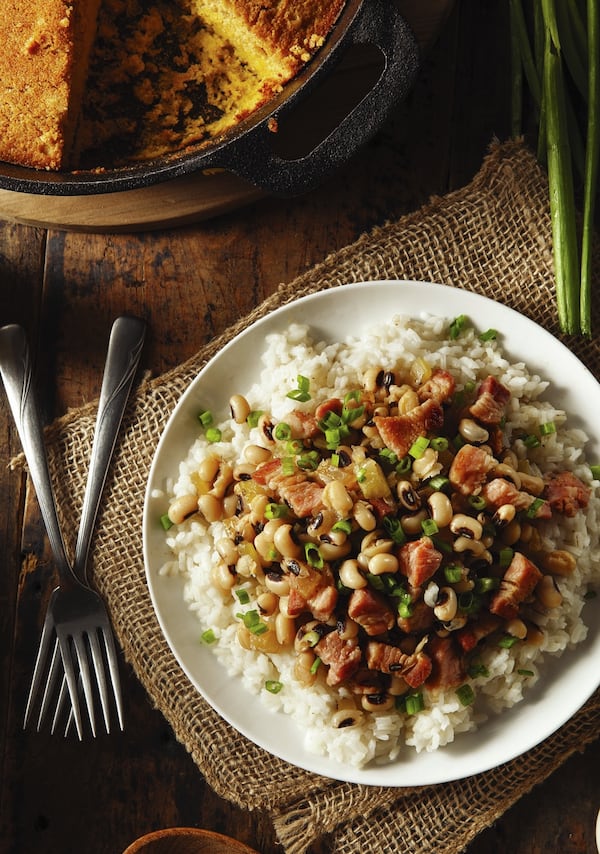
[1,2,598,852]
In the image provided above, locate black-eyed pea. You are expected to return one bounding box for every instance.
[450,513,483,540]
[506,618,528,639]
[275,612,296,646]
[400,508,428,535]
[397,480,421,511]
[493,503,516,528]
[388,675,409,696]
[273,523,302,559]
[197,493,223,523]
[458,418,489,444]
[339,558,367,589]
[293,651,318,686]
[331,705,363,728]
[427,491,453,527]
[244,443,272,466]
[257,413,276,446]
[211,561,236,592]
[233,462,255,481]
[250,493,269,524]
[198,455,220,484]
[362,366,385,394]
[254,531,279,565]
[222,493,239,518]
[537,574,563,609]
[337,617,360,640]
[319,540,352,561]
[263,518,285,539]
[353,500,377,532]
[229,394,251,424]
[361,693,395,713]
[215,537,238,566]
[542,549,577,576]
[361,530,394,557]
[368,552,399,576]
[257,591,278,616]
[396,388,420,414]
[167,493,198,525]
[307,509,337,538]
[264,572,291,597]
[322,479,354,515]
[518,471,545,495]
[433,587,458,622]
[526,623,545,646]
[211,462,234,498]
[493,462,522,488]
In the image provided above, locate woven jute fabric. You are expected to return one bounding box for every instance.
[36,139,600,854]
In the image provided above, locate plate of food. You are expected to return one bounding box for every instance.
[143,280,600,786]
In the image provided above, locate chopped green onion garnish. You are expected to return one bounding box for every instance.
[590,465,600,480]
[331,453,341,467]
[499,547,514,569]
[265,502,288,520]
[297,451,319,471]
[404,692,424,715]
[449,314,469,339]
[430,437,449,452]
[421,518,439,537]
[517,669,535,677]
[287,375,311,402]
[356,466,367,483]
[235,588,250,605]
[367,573,386,592]
[458,591,481,615]
[265,680,283,694]
[160,513,173,531]
[475,576,500,594]
[540,420,556,436]
[201,628,217,644]
[523,433,541,448]
[408,436,430,459]
[478,328,498,341]
[428,474,450,492]
[206,427,222,443]
[273,422,291,441]
[383,515,406,544]
[456,684,475,706]
[397,600,413,619]
[198,409,213,428]
[395,455,412,474]
[332,518,352,534]
[285,439,304,455]
[304,542,323,568]
[309,657,322,675]
[281,457,295,476]
[468,494,487,511]
[246,410,263,428]
[468,662,489,679]
[526,497,545,518]
[379,447,398,464]
[444,565,463,583]
[498,634,520,648]
[325,427,343,448]
[464,380,476,393]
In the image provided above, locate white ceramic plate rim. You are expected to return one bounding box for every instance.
[143,280,600,786]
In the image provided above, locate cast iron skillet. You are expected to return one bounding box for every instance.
[0,0,420,197]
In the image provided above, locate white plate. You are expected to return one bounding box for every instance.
[143,280,600,786]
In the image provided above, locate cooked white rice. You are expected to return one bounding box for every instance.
[158,314,600,767]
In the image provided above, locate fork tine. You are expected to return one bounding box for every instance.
[71,632,97,737]
[36,635,64,732]
[87,628,111,734]
[100,624,124,731]
[23,607,56,730]
[56,631,85,740]
[51,671,72,736]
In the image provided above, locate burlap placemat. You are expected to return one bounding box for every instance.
[37,139,600,854]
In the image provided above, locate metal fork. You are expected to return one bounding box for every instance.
[50,315,146,735]
[0,318,144,738]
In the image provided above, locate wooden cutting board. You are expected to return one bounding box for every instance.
[0,0,453,232]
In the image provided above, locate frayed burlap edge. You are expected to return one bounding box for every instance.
[19,139,600,854]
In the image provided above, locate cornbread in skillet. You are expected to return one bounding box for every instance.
[0,0,102,170]
[79,0,345,166]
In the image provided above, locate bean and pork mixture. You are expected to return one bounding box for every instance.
[162,322,594,731]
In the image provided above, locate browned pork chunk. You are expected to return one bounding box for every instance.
[544,470,591,517]
[468,375,511,424]
[314,630,362,686]
[366,641,432,688]
[398,536,443,589]
[373,398,444,459]
[425,635,466,689]
[489,552,542,620]
[417,368,456,405]
[448,443,496,495]
[347,587,396,636]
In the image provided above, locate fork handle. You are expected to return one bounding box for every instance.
[74,315,146,582]
[0,324,73,579]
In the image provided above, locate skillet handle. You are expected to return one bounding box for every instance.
[214,0,420,197]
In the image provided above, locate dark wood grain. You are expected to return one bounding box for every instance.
[0,2,598,853]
